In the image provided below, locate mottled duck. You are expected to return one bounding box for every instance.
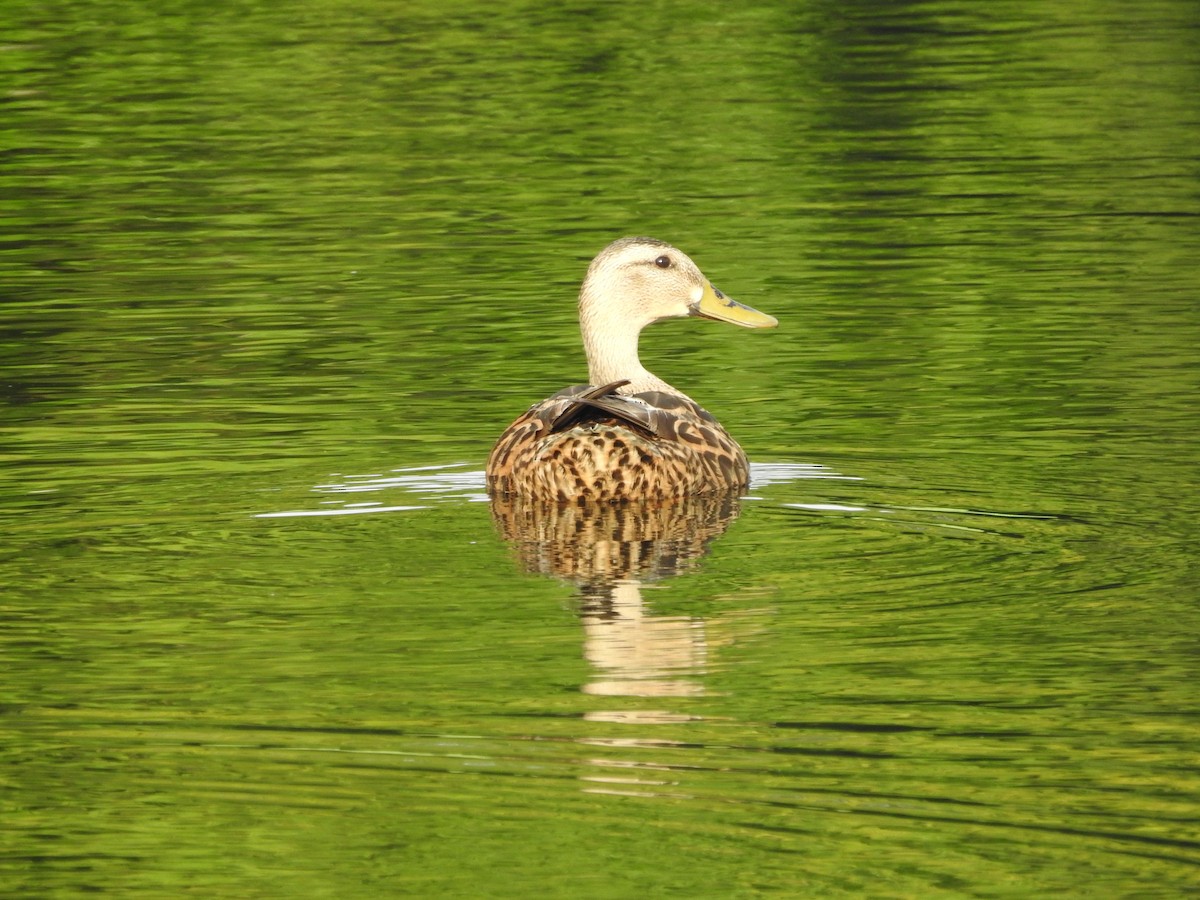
[486,237,777,501]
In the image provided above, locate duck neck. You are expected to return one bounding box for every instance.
[580,303,680,397]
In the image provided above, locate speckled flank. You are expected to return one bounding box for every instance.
[486,385,751,501]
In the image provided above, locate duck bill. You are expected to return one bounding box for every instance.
[693,283,778,328]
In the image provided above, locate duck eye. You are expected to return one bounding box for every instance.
[654,255,671,269]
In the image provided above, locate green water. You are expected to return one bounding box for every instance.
[3,1,1199,896]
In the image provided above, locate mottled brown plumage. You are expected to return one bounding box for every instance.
[486,237,777,501]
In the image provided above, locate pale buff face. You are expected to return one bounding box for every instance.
[579,237,709,330]
[580,236,777,332]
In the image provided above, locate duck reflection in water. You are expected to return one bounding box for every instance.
[491,489,756,723]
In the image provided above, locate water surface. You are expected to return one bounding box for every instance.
[3,1,1199,896]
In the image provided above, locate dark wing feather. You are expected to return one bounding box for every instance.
[548,380,631,433]
[555,394,663,439]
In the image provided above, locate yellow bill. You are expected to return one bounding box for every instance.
[693,282,778,328]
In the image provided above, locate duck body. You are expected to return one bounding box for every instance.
[487,381,749,501]
[486,237,776,502]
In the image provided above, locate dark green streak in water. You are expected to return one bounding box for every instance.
[2,1,1198,896]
